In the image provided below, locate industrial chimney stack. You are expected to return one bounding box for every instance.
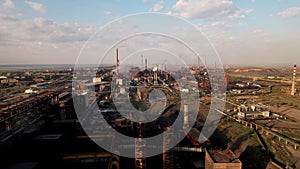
[141,55,144,70]
[116,48,119,75]
[291,64,297,95]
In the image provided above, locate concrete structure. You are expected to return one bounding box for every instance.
[261,111,270,117]
[235,116,300,150]
[120,87,126,94]
[153,66,158,85]
[0,76,19,84]
[180,88,189,93]
[92,77,101,83]
[237,110,270,118]
[237,111,246,118]
[291,64,297,95]
[116,78,123,85]
[141,55,144,69]
[183,104,189,130]
[250,105,256,111]
[24,89,39,94]
[0,78,18,84]
[163,127,173,169]
[205,149,242,169]
[237,104,270,119]
[73,92,89,116]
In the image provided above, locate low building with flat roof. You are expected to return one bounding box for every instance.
[237,110,270,119]
[205,149,242,169]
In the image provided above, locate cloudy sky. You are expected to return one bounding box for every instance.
[0,0,299,66]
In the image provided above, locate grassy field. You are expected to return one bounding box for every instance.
[263,135,299,168]
[258,88,300,109]
[223,68,300,168]
[211,118,270,169]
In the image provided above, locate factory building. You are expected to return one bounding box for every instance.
[205,149,242,169]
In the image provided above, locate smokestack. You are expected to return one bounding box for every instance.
[291,64,297,95]
[116,48,119,74]
[141,55,144,69]
[145,58,147,70]
[183,104,189,130]
[153,65,158,85]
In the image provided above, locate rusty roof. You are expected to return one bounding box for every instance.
[208,149,241,163]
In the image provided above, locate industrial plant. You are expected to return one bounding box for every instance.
[0,49,299,169]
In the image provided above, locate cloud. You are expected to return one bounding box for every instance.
[103,10,113,16]
[0,15,97,44]
[150,1,163,12]
[25,1,45,12]
[243,8,254,15]
[2,0,15,9]
[278,7,300,18]
[253,29,264,34]
[173,0,246,20]
[0,15,100,64]
[0,14,17,21]
[211,21,232,30]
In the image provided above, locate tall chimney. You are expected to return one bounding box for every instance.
[141,55,144,69]
[145,58,147,70]
[153,65,158,85]
[116,48,119,74]
[291,64,297,95]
